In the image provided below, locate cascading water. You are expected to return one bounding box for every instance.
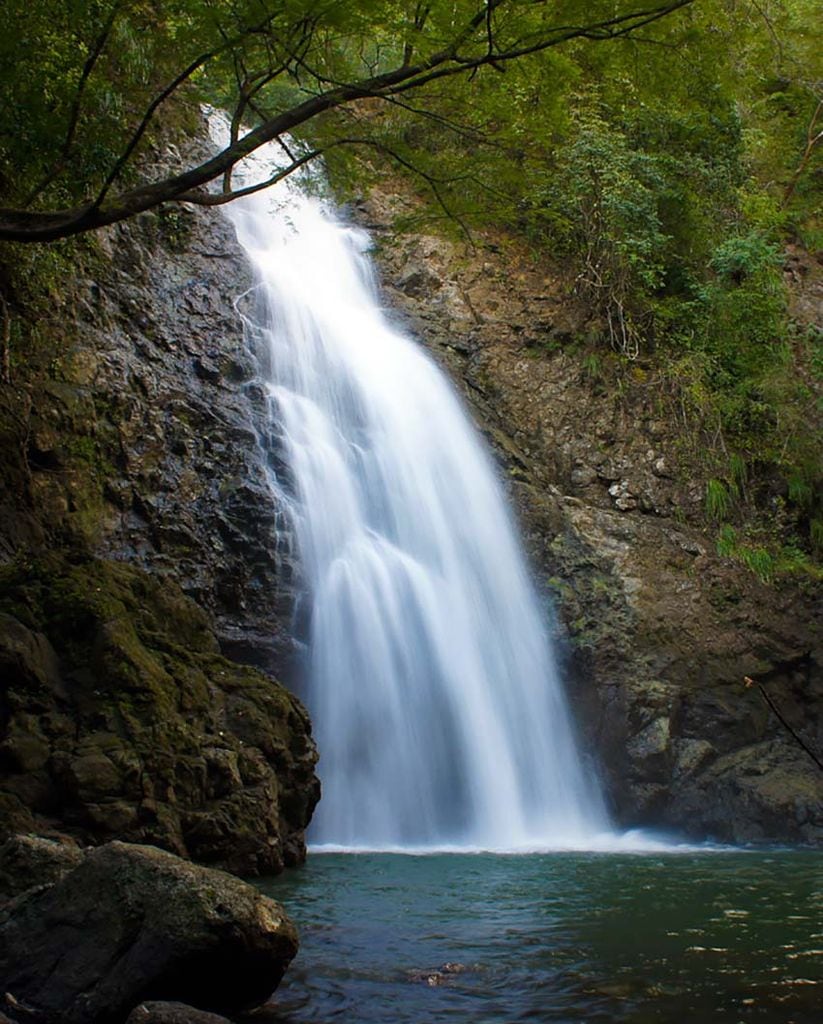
[213,118,610,850]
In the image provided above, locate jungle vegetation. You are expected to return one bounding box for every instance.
[0,0,820,577]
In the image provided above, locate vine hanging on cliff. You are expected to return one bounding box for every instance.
[745,676,823,774]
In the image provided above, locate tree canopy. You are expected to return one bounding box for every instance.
[1,0,821,576]
[0,0,698,241]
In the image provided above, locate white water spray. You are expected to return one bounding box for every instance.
[213,118,610,850]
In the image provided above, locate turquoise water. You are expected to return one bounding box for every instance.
[257,851,823,1023]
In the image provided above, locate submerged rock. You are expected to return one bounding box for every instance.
[126,1002,233,1024]
[0,841,298,1024]
[407,962,472,986]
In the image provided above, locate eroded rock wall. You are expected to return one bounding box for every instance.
[76,198,300,671]
[2,147,819,854]
[0,151,318,871]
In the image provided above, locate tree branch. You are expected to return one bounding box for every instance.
[0,292,11,384]
[0,0,696,243]
[781,97,823,207]
[23,1,125,205]
[747,676,823,775]
[93,7,287,208]
[178,149,322,205]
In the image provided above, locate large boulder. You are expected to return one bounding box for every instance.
[0,841,298,1024]
[0,834,84,902]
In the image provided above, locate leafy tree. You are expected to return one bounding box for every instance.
[0,0,697,242]
[1,0,819,575]
[538,106,670,358]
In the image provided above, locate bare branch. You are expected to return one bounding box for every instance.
[93,52,218,208]
[403,3,432,65]
[93,7,287,207]
[223,14,318,194]
[781,97,823,207]
[0,292,11,384]
[339,137,478,243]
[747,0,785,67]
[380,92,502,148]
[750,677,823,774]
[178,150,323,205]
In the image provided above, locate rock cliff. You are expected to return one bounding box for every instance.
[0,150,318,872]
[1,145,820,853]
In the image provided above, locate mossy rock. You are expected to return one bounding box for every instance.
[0,554,319,875]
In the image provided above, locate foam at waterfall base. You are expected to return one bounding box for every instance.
[309,830,734,856]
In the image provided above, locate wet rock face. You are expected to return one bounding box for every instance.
[85,202,300,673]
[0,557,319,874]
[358,187,823,844]
[0,143,320,869]
[0,180,300,675]
[538,502,823,844]
[0,840,298,1024]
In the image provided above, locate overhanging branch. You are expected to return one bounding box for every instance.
[0,0,696,243]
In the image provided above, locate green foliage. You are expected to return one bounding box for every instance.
[581,352,603,382]
[709,233,782,282]
[0,0,819,578]
[536,106,670,358]
[706,479,733,521]
[787,473,814,509]
[1,1,179,205]
[738,545,775,583]
[729,454,748,492]
[716,524,739,560]
[0,0,412,209]
[714,523,822,583]
[692,233,788,398]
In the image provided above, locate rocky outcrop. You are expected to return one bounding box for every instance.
[85,202,302,673]
[0,834,84,901]
[0,556,318,874]
[0,159,319,869]
[0,840,297,1023]
[359,185,823,844]
[1,136,303,671]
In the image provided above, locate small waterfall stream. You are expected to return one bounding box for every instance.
[215,121,609,850]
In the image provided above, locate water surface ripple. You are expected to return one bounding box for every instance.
[258,851,823,1023]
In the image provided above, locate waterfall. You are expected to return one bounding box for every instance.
[213,120,609,850]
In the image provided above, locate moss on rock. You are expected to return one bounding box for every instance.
[0,555,319,875]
